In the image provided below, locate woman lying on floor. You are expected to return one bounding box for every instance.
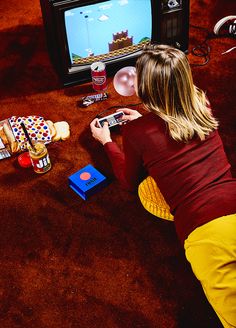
[90,44,236,328]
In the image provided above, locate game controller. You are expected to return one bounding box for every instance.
[98,111,126,128]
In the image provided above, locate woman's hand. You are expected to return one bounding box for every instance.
[90,118,112,145]
[117,108,142,122]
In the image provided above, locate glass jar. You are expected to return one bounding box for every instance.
[28,142,51,174]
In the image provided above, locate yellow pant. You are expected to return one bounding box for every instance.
[185,214,236,328]
[138,177,236,327]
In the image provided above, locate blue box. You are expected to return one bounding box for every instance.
[68,164,108,200]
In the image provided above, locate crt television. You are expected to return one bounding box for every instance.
[40,0,190,86]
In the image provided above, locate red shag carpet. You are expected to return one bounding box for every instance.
[0,1,235,327]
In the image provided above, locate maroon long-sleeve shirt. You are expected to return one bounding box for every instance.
[104,112,236,244]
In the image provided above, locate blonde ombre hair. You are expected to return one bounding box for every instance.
[136,44,218,142]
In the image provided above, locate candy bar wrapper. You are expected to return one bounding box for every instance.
[82,92,108,107]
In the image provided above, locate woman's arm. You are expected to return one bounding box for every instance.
[90,109,145,191]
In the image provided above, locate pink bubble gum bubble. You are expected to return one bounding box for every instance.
[113,66,136,96]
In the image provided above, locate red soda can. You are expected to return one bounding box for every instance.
[91,61,107,91]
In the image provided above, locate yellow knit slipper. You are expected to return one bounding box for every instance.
[138,176,174,221]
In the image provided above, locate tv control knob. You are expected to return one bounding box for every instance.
[175,42,181,49]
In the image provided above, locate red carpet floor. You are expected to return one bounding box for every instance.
[0,1,235,327]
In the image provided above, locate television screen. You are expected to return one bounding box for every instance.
[40,0,189,86]
[64,0,152,66]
